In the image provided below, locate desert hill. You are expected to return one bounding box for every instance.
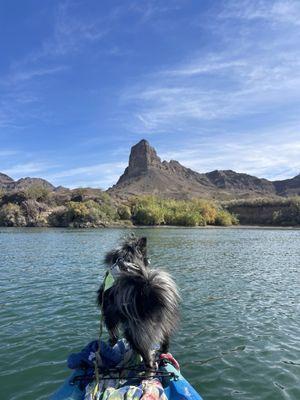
[0,174,55,191]
[108,139,299,200]
[1,139,299,200]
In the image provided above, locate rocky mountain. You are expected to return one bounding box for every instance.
[109,139,300,200]
[1,140,299,200]
[0,174,55,191]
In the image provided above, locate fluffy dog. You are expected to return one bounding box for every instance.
[97,236,180,372]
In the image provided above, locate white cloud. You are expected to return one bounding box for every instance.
[8,66,68,84]
[123,49,300,132]
[1,160,127,189]
[159,128,300,180]
[43,2,109,56]
[120,0,300,134]
[43,162,127,189]
[46,162,126,179]
[2,162,53,177]
[221,0,300,26]
[0,150,19,157]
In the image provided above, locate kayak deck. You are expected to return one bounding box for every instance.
[50,339,203,400]
[50,363,203,400]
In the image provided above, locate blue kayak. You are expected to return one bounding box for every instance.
[50,363,203,400]
[50,339,203,400]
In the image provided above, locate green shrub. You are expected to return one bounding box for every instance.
[195,199,218,224]
[132,203,165,225]
[0,203,26,226]
[48,207,68,227]
[66,201,90,223]
[117,205,132,220]
[215,210,236,226]
[272,200,300,226]
[48,199,119,227]
[171,211,202,226]
[130,196,236,227]
[25,185,51,202]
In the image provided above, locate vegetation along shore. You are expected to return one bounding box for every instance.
[0,186,299,228]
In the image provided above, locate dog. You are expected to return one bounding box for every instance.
[97,236,180,372]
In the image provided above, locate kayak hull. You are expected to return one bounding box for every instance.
[50,364,203,400]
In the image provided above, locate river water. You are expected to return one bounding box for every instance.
[0,227,299,400]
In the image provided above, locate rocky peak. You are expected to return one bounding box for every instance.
[116,139,162,185]
[127,139,161,175]
[14,177,55,190]
[0,173,56,191]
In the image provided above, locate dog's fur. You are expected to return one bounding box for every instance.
[97,236,180,371]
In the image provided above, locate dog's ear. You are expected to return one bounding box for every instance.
[137,236,147,249]
[137,237,147,252]
[104,250,115,265]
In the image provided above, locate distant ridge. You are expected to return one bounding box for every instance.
[108,139,300,200]
[1,139,299,199]
[0,174,55,191]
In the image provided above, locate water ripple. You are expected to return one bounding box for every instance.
[0,227,300,399]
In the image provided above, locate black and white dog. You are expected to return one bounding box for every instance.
[97,236,180,372]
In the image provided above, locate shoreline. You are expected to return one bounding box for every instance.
[132,224,300,230]
[0,224,299,230]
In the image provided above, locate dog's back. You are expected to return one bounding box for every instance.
[97,237,180,371]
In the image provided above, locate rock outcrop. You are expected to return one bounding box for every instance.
[109,139,300,200]
[112,140,214,199]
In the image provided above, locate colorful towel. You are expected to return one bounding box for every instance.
[141,379,168,400]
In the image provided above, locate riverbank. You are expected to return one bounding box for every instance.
[0,190,238,228]
[132,224,300,229]
[1,223,299,230]
[1,187,299,228]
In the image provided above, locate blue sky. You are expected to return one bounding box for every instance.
[1,0,300,188]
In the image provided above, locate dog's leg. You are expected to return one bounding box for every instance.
[144,353,156,377]
[138,348,155,376]
[133,344,155,375]
[124,329,155,376]
[102,301,120,346]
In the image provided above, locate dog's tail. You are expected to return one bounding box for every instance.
[111,267,180,350]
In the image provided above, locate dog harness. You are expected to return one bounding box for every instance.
[103,258,144,293]
[103,271,115,292]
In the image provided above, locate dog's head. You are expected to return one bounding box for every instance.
[104,236,149,273]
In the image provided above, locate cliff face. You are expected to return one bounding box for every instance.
[111,140,215,199]
[109,139,300,200]
[117,139,162,183]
